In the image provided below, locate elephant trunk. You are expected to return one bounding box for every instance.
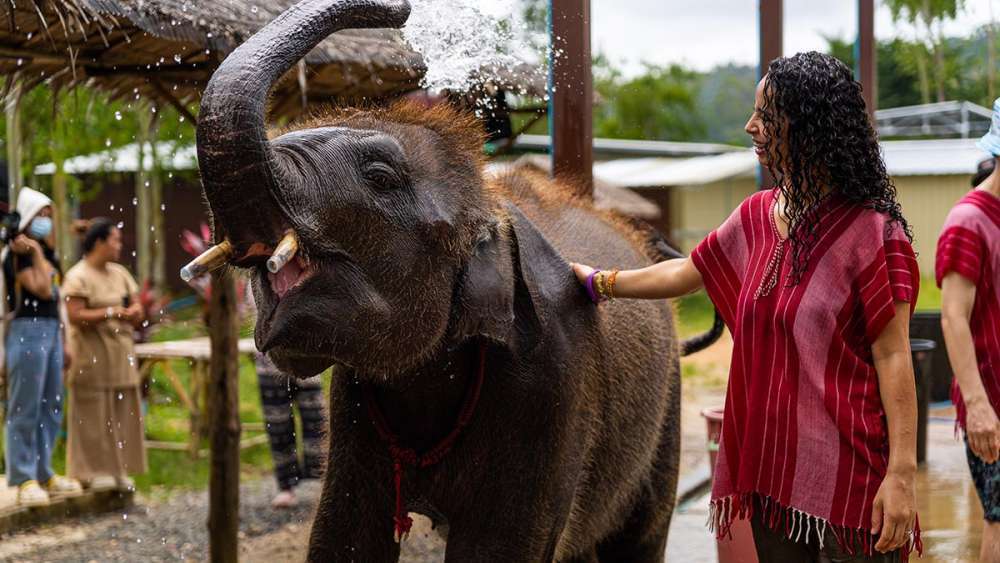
[196,0,412,249]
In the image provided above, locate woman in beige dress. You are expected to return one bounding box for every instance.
[62,218,146,490]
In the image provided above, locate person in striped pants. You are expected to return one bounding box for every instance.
[254,353,326,508]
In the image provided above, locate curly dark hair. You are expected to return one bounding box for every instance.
[760,51,912,285]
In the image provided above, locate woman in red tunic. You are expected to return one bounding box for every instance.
[938,97,1000,562]
[574,52,920,562]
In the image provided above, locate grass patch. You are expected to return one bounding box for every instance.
[915,277,940,311]
[674,293,716,339]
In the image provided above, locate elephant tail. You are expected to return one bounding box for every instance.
[640,224,724,357]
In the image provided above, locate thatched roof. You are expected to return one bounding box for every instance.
[0,0,425,120]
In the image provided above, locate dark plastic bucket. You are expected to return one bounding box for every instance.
[910,338,936,464]
[702,407,758,563]
[910,312,950,402]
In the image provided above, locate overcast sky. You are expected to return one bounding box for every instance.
[591,0,998,74]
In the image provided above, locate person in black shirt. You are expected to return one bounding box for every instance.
[2,188,81,506]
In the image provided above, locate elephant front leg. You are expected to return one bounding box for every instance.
[306,462,401,563]
[441,512,566,563]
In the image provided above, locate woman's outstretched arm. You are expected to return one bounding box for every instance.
[571,257,704,300]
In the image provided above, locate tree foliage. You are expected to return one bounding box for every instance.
[1,85,195,202]
[592,59,706,141]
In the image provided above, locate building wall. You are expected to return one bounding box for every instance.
[665,176,758,252]
[649,173,972,275]
[77,171,208,293]
[894,174,973,274]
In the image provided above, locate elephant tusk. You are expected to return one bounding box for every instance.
[180,240,234,282]
[266,230,299,274]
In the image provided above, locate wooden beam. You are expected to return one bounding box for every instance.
[83,62,212,76]
[549,0,593,197]
[758,0,782,189]
[207,270,240,563]
[856,0,877,119]
[150,79,198,127]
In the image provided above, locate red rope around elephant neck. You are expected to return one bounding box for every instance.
[363,343,488,542]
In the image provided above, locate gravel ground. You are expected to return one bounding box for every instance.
[0,355,728,563]
[0,477,446,563]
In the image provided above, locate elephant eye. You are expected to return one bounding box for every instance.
[364,162,401,190]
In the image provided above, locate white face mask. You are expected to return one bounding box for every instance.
[27,216,52,240]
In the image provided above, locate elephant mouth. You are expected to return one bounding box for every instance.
[253,246,354,361]
[267,255,314,299]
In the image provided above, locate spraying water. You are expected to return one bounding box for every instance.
[403,0,543,94]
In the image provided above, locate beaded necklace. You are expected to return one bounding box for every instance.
[753,191,831,300]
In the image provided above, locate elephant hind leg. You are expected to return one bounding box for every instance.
[596,379,681,563]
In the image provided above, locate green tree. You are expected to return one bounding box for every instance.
[1,84,195,265]
[593,60,705,141]
[884,0,965,102]
[825,36,925,109]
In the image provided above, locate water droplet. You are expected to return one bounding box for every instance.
[115,111,123,121]
[250,5,258,14]
[132,197,138,206]
[173,54,182,63]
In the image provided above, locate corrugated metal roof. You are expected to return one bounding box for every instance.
[881,139,990,176]
[514,135,746,157]
[596,138,992,188]
[35,142,196,176]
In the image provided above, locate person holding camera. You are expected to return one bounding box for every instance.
[62,218,147,491]
[3,187,82,507]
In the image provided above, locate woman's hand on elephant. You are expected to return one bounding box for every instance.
[571,263,596,287]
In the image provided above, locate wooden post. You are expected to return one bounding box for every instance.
[149,125,166,293]
[856,0,877,120]
[135,110,153,283]
[52,160,76,265]
[5,81,23,206]
[549,0,593,197]
[758,0,782,189]
[207,270,240,563]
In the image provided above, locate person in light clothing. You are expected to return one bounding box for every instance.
[62,218,147,491]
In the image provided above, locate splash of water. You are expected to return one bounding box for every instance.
[403,0,540,93]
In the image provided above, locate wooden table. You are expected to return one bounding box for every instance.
[135,337,263,458]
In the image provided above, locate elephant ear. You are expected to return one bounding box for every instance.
[503,202,573,335]
[449,222,517,345]
[449,203,576,349]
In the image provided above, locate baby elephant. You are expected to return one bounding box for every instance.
[195,0,683,560]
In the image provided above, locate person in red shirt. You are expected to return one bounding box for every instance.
[938,96,1000,563]
[573,52,920,562]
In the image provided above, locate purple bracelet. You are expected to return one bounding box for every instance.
[585,270,602,304]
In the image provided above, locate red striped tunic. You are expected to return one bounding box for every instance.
[691,189,920,557]
[935,189,1000,433]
